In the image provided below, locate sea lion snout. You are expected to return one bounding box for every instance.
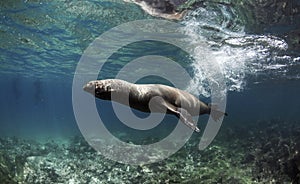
[83,81,96,94]
[83,80,113,95]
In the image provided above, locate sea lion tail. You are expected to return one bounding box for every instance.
[208,104,228,121]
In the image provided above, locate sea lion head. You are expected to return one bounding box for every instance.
[83,80,113,100]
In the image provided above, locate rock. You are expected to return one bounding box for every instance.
[0,152,17,184]
[233,0,300,34]
[286,29,300,51]
[125,0,193,20]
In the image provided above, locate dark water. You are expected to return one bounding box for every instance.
[1,0,300,183]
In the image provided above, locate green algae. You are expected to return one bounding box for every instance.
[1,119,300,183]
[0,151,17,184]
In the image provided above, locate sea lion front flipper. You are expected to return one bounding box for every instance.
[176,108,200,133]
[163,102,200,132]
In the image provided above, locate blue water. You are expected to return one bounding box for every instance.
[1,0,300,182]
[1,0,299,137]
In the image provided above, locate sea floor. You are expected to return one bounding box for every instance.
[1,120,300,184]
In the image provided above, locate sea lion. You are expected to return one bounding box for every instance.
[124,0,188,20]
[83,79,227,132]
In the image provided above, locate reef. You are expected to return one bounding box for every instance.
[0,119,300,183]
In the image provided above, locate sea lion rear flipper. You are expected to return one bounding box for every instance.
[208,103,228,121]
[163,102,200,132]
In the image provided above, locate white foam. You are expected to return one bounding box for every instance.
[181,5,290,97]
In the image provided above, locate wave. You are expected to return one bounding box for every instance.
[181,4,298,97]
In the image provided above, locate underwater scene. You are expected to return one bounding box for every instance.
[1,0,300,183]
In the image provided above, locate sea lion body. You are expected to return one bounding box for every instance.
[83,79,225,132]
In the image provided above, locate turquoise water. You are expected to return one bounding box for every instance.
[1,0,300,183]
